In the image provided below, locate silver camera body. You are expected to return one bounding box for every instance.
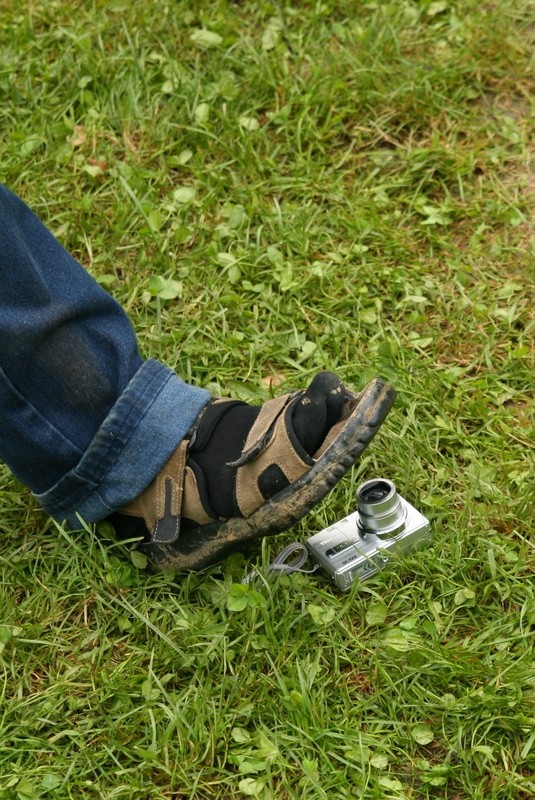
[306,478,431,591]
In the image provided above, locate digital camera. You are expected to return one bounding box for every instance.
[306,478,431,591]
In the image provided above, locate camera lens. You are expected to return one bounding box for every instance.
[358,480,392,505]
[356,478,406,539]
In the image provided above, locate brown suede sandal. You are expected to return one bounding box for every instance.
[115,376,396,571]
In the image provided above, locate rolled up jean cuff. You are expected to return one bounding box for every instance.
[35,358,211,527]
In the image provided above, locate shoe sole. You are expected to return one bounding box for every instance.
[143,376,396,571]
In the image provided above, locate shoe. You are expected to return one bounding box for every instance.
[110,373,396,571]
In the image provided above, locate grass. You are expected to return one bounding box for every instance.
[0,0,534,798]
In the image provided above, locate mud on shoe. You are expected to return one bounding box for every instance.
[110,373,396,571]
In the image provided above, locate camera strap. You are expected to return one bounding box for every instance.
[242,542,319,585]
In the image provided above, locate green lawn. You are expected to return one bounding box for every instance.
[0,1,534,798]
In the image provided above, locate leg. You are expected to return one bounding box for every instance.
[0,184,396,570]
[0,184,210,525]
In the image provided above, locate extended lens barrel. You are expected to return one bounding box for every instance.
[356,479,407,539]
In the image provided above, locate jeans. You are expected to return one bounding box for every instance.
[0,184,210,527]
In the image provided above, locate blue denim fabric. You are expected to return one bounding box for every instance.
[0,184,210,526]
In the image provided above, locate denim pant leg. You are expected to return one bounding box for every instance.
[0,184,210,526]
